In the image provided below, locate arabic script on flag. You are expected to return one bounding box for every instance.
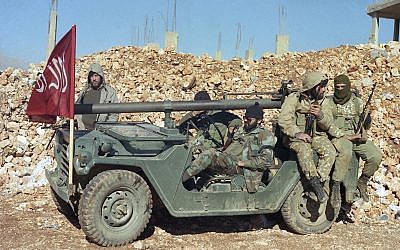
[26,25,76,123]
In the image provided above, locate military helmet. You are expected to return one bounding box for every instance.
[300,71,328,92]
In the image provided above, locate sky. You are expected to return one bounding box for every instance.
[0,0,395,70]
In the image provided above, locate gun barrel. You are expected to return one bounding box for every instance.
[75,99,281,114]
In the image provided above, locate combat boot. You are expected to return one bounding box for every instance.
[357,175,370,202]
[309,177,327,203]
[330,180,341,209]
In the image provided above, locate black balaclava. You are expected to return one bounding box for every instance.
[194,90,211,101]
[333,74,352,105]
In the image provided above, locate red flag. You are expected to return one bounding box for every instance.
[26,25,76,123]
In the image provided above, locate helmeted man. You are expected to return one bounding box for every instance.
[182,102,276,193]
[178,90,242,151]
[326,74,382,202]
[278,71,336,202]
[76,63,119,130]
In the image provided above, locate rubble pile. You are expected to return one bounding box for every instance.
[0,42,399,219]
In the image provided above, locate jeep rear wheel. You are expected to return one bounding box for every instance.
[78,170,152,247]
[281,180,339,234]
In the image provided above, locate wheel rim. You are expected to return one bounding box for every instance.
[102,190,135,227]
[297,191,327,220]
[295,186,329,224]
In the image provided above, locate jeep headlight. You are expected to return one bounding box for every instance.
[99,142,113,155]
[77,150,91,166]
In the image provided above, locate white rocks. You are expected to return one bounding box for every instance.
[16,135,29,153]
[6,122,20,132]
[0,138,11,149]
[36,127,46,136]
[359,77,374,87]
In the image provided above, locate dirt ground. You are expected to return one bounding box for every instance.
[1,186,399,250]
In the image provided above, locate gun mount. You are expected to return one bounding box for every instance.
[75,98,282,128]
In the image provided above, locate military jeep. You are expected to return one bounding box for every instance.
[46,96,360,247]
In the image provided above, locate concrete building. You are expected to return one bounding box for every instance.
[164,31,179,50]
[275,34,289,56]
[367,0,400,44]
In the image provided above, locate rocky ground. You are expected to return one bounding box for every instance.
[1,42,400,248]
[0,186,399,249]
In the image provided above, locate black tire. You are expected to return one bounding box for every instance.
[50,188,76,217]
[78,170,152,247]
[281,180,339,234]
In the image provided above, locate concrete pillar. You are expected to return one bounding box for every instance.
[393,19,399,41]
[245,49,254,61]
[146,43,160,50]
[164,31,179,50]
[369,16,379,44]
[215,50,222,61]
[275,34,289,56]
[47,7,57,59]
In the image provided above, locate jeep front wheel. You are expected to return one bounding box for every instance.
[78,170,152,247]
[281,180,339,234]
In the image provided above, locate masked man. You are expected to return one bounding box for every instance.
[326,74,382,203]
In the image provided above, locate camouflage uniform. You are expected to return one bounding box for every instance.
[278,93,336,181]
[185,126,276,192]
[326,94,382,180]
[178,110,242,151]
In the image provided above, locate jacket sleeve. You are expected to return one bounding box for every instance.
[278,94,302,138]
[76,86,89,104]
[106,86,119,122]
[243,130,277,170]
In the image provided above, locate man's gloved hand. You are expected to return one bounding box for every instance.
[227,125,239,138]
[345,133,367,143]
[295,132,312,143]
[309,102,323,119]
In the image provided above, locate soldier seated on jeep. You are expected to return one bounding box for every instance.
[178,90,242,152]
[182,102,277,193]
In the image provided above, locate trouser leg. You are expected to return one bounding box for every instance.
[353,140,382,202]
[185,149,217,177]
[290,141,318,179]
[331,138,353,182]
[290,140,327,202]
[354,140,382,178]
[312,136,336,181]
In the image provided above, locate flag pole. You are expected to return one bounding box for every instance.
[68,118,74,192]
[68,25,76,195]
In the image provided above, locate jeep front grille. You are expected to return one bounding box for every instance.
[55,135,70,187]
